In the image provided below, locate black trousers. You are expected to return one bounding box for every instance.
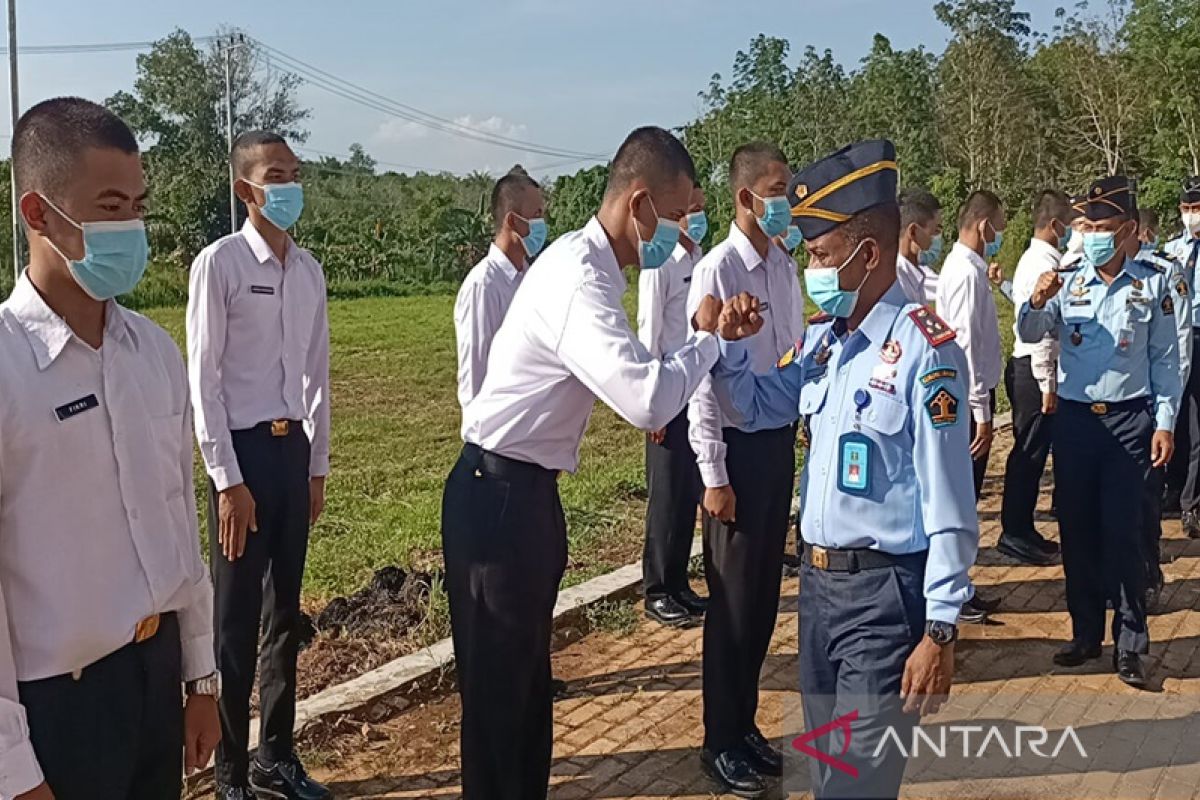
[969,389,998,500]
[442,444,567,800]
[1143,467,1165,586]
[1000,357,1053,539]
[211,423,311,785]
[19,614,183,799]
[799,553,925,800]
[643,411,701,600]
[702,425,795,752]
[1053,400,1151,653]
[1176,329,1200,512]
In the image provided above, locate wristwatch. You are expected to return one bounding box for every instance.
[925,620,958,646]
[186,672,222,699]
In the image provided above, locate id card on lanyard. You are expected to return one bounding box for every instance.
[838,388,873,496]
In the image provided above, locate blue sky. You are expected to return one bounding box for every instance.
[9,0,1060,177]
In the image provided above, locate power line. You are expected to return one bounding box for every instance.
[296,146,452,176]
[0,36,217,55]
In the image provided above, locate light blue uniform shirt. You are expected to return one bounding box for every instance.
[1165,234,1200,328]
[1138,245,1192,383]
[711,281,979,623]
[1018,256,1181,430]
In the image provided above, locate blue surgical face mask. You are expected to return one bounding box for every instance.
[39,195,150,300]
[515,215,548,258]
[634,195,681,270]
[984,222,1004,260]
[248,181,304,230]
[804,239,871,318]
[683,211,708,244]
[751,192,792,238]
[918,233,943,267]
[782,225,804,251]
[1083,230,1122,267]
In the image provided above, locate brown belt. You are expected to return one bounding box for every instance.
[70,613,161,681]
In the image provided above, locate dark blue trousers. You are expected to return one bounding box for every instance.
[1053,400,1151,653]
[799,551,926,800]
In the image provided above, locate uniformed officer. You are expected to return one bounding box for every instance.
[188,132,332,799]
[686,142,807,793]
[638,181,709,627]
[0,97,220,800]
[1020,176,1181,688]
[446,126,723,799]
[711,139,979,800]
[1164,177,1200,537]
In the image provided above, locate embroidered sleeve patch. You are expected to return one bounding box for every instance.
[919,367,958,387]
[925,387,960,428]
[908,307,956,347]
[1177,278,1189,298]
[1163,295,1176,316]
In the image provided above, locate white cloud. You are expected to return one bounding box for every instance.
[373,118,431,143]
[368,112,559,176]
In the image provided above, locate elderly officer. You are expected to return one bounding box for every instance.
[1020,176,1181,688]
[711,139,979,800]
[1165,178,1200,537]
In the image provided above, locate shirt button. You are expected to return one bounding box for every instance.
[130,509,140,521]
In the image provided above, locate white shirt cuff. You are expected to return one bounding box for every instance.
[181,633,217,683]
[0,738,44,798]
[309,453,330,479]
[698,460,729,489]
[207,463,244,493]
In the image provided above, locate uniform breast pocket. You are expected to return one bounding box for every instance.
[798,378,830,416]
[1062,299,1097,324]
[858,393,911,480]
[151,412,187,499]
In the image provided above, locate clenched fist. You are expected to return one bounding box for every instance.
[1030,271,1064,309]
[718,292,766,341]
[692,294,723,334]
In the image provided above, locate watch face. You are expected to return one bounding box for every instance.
[928,622,955,644]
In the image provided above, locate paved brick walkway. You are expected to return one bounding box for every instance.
[308,436,1200,799]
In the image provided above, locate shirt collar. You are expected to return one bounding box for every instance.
[488,243,520,281]
[1078,257,1133,286]
[1029,237,1060,259]
[241,219,290,266]
[8,272,133,371]
[951,240,987,271]
[856,280,910,345]
[583,216,625,291]
[728,223,766,271]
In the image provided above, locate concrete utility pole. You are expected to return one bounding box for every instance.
[222,32,248,234]
[7,0,19,283]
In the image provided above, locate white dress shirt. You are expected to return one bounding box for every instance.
[686,223,806,488]
[637,242,701,358]
[454,244,524,412]
[0,274,215,797]
[462,217,718,472]
[1011,238,1061,393]
[937,241,1003,423]
[896,254,939,305]
[187,221,331,491]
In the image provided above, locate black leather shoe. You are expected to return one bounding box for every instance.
[1163,489,1182,517]
[676,588,709,616]
[1185,510,1200,539]
[970,589,1001,612]
[551,677,568,697]
[782,552,801,578]
[645,595,693,627]
[1114,650,1148,688]
[700,748,767,799]
[1026,529,1060,555]
[1053,640,1102,667]
[996,534,1054,566]
[743,730,783,776]
[216,784,254,800]
[250,754,331,800]
[958,596,990,624]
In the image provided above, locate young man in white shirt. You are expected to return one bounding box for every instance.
[0,97,219,800]
[687,142,806,794]
[998,190,1072,566]
[187,132,332,800]
[447,127,725,799]
[454,171,545,413]
[637,182,708,627]
[937,190,1006,622]
[897,188,943,305]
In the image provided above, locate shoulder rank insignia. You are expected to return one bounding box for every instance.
[808,311,832,325]
[907,307,956,347]
[1177,278,1189,298]
[1163,295,1175,316]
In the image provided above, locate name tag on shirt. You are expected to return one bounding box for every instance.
[250,285,276,295]
[54,394,99,422]
[838,432,872,496]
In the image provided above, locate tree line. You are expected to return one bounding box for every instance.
[0,0,1197,304]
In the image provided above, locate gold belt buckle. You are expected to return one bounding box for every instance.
[134,614,160,643]
[271,420,290,437]
[1090,403,1108,415]
[811,546,829,570]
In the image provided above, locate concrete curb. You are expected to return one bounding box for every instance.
[254,412,1016,747]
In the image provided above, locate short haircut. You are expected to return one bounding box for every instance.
[839,202,902,252]
[13,97,138,197]
[1032,189,1071,230]
[899,188,941,230]
[729,141,789,192]
[1138,208,1159,233]
[604,126,696,199]
[231,130,290,179]
[491,171,540,230]
[958,189,1003,230]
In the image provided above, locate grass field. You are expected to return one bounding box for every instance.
[147,281,1016,606]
